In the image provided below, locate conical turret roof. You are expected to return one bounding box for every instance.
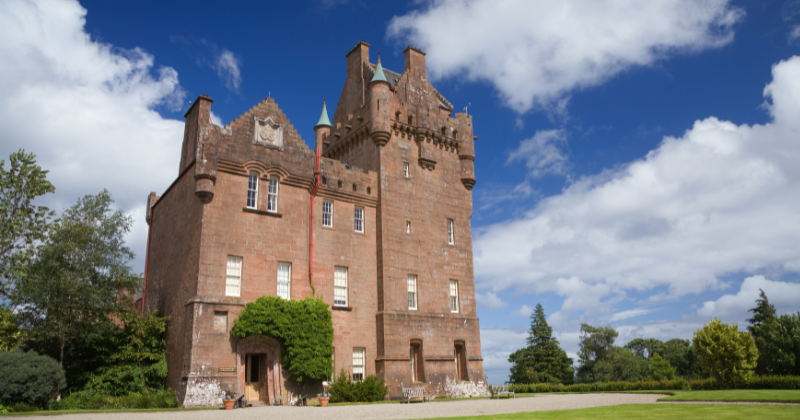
[371,55,388,84]
[315,99,332,128]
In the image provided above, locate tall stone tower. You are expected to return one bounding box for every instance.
[324,41,482,391]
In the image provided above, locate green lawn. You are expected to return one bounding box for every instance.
[655,389,800,403]
[418,404,800,420]
[0,406,218,416]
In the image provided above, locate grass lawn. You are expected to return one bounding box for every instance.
[418,404,800,420]
[654,389,800,403]
[0,406,218,416]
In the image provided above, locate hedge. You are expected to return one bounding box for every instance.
[48,389,179,410]
[328,369,388,403]
[509,375,800,393]
[231,296,333,383]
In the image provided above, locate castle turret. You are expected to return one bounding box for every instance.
[314,99,332,152]
[456,113,476,190]
[368,55,392,147]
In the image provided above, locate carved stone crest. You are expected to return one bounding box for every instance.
[253,116,284,149]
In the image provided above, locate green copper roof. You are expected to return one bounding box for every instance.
[371,58,388,84]
[315,100,332,128]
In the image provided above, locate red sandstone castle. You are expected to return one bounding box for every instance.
[143,41,484,406]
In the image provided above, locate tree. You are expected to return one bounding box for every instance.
[593,347,648,382]
[0,306,24,351]
[692,318,758,388]
[576,324,618,383]
[0,349,66,407]
[624,338,664,359]
[15,190,140,370]
[747,290,800,375]
[649,353,676,381]
[0,150,55,299]
[508,303,574,384]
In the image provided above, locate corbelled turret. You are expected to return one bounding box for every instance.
[368,54,391,147]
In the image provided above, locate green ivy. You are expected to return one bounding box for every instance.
[231,296,333,383]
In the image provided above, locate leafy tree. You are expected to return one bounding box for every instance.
[692,318,758,388]
[508,304,574,384]
[0,150,55,299]
[624,337,702,379]
[0,306,24,351]
[84,309,169,396]
[747,290,800,375]
[648,353,676,381]
[15,190,140,369]
[576,324,618,383]
[0,349,65,407]
[624,337,664,359]
[593,347,648,382]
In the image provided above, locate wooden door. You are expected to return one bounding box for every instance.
[245,354,262,402]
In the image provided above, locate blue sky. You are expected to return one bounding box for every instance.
[2,0,800,384]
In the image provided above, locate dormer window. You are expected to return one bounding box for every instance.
[247,173,258,209]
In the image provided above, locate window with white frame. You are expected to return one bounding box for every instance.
[449,280,459,313]
[447,219,455,245]
[403,161,409,178]
[407,275,417,310]
[247,173,258,209]
[334,267,348,307]
[354,206,364,233]
[267,176,279,212]
[322,200,333,227]
[352,348,365,381]
[406,221,411,234]
[277,262,291,299]
[226,256,242,297]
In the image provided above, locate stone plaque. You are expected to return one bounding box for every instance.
[218,367,236,372]
[253,116,284,149]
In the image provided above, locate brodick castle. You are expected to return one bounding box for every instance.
[142,41,485,406]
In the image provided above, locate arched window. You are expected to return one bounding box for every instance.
[247,173,258,209]
[267,176,279,212]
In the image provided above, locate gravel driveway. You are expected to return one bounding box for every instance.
[22,393,668,419]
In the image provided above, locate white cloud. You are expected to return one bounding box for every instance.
[696,275,800,322]
[475,291,508,310]
[388,0,743,113]
[791,25,800,42]
[210,110,223,126]
[507,129,569,178]
[609,308,653,322]
[511,304,533,317]
[215,49,241,92]
[474,55,800,322]
[479,326,526,384]
[0,0,186,270]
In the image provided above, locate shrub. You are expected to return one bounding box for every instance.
[693,318,758,388]
[48,388,179,410]
[745,375,800,390]
[232,296,333,382]
[0,349,66,407]
[328,369,388,403]
[649,353,677,381]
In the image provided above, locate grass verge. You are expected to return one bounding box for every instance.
[418,404,800,420]
[0,406,218,416]
[654,389,800,403]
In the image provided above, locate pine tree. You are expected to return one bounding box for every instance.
[747,289,776,333]
[508,303,574,384]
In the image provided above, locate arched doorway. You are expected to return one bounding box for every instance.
[237,335,283,405]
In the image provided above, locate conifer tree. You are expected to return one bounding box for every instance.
[508,303,574,384]
[747,289,800,375]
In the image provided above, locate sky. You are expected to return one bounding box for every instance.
[2,0,800,384]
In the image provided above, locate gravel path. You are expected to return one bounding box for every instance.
[22,393,668,419]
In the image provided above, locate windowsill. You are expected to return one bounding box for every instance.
[354,230,365,235]
[322,225,334,230]
[332,305,353,311]
[242,207,282,217]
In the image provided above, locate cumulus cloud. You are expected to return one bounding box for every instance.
[507,129,569,178]
[609,308,654,322]
[474,55,800,323]
[388,0,743,113]
[696,275,800,322]
[475,291,508,310]
[511,304,534,317]
[0,0,186,270]
[479,326,526,384]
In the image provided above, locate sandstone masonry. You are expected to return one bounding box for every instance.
[143,41,484,407]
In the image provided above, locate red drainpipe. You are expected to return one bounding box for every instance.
[142,210,153,313]
[309,145,321,294]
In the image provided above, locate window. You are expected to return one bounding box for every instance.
[334,267,348,307]
[214,311,227,333]
[267,176,279,212]
[407,275,417,310]
[447,219,455,245]
[354,207,364,233]
[352,348,365,381]
[247,173,258,209]
[450,280,459,313]
[406,221,411,234]
[226,256,242,297]
[403,161,409,178]
[322,200,333,228]
[277,262,291,299]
